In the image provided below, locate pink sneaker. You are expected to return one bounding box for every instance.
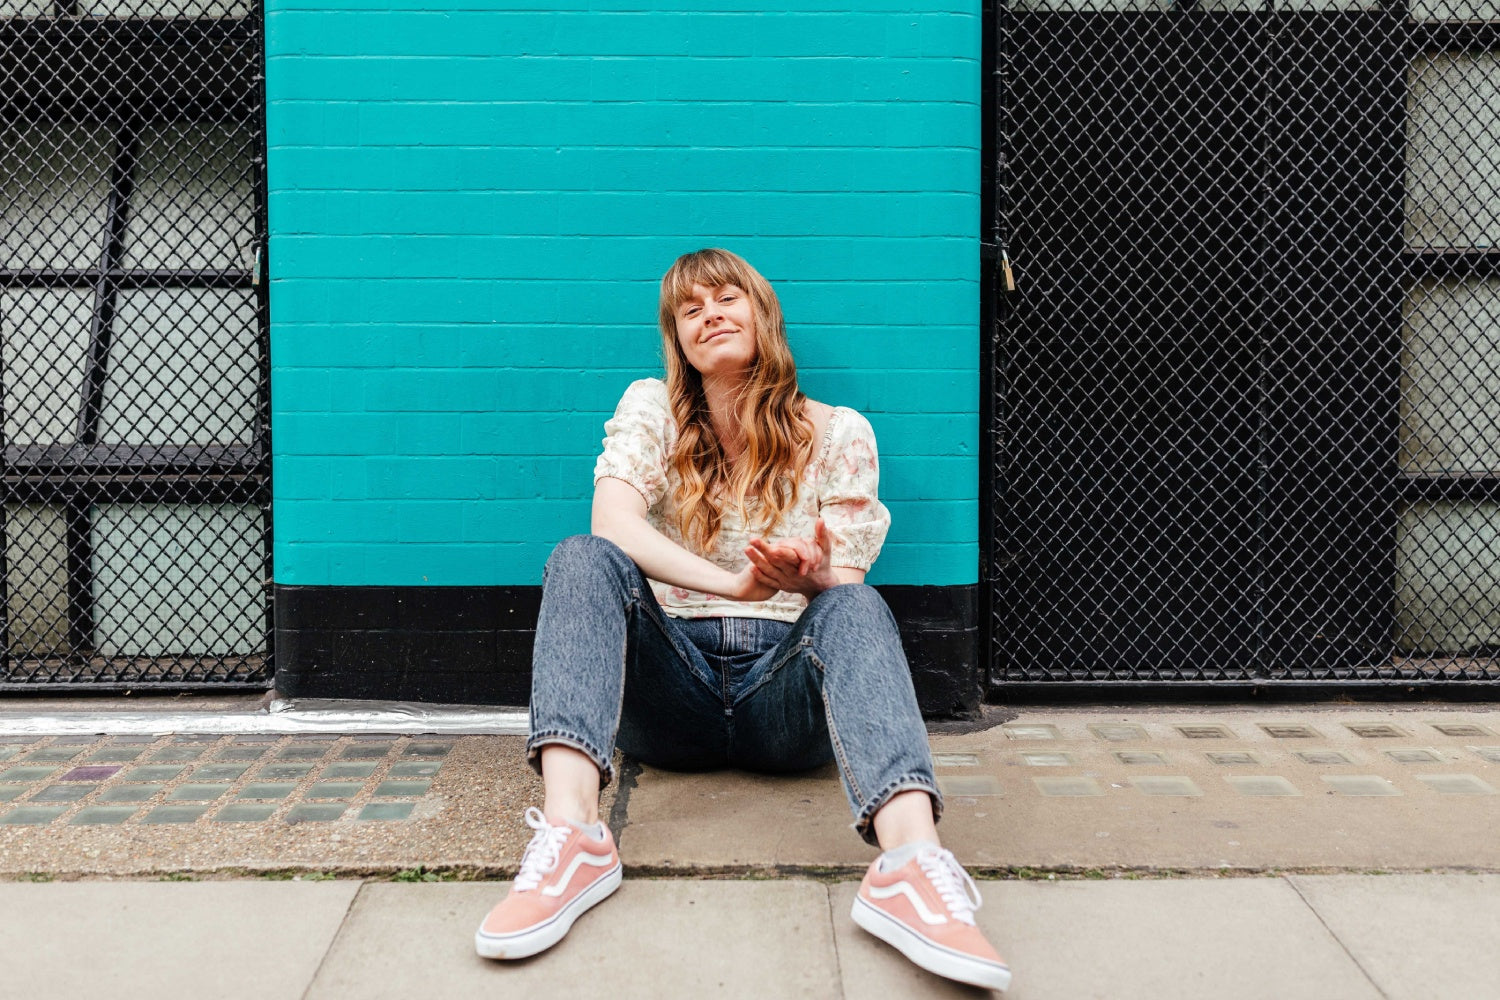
[852,845,1011,991]
[474,806,622,959]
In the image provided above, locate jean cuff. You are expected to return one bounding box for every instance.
[526,730,616,789]
[852,773,944,848]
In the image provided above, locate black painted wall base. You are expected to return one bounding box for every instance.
[274,583,980,719]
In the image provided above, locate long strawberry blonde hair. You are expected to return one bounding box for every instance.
[657,248,815,556]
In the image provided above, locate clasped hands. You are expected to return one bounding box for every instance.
[732,518,840,601]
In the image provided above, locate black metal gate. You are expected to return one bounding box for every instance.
[0,0,270,688]
[987,0,1500,690]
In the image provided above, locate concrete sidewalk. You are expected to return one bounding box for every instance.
[5,872,1496,998]
[4,700,1500,998]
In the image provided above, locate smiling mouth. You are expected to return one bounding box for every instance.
[703,330,737,343]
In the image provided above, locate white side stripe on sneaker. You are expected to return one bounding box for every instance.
[868,882,948,925]
[540,850,616,897]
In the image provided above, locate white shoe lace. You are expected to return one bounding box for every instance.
[918,848,983,926]
[513,806,572,893]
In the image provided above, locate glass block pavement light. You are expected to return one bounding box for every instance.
[0,734,452,827]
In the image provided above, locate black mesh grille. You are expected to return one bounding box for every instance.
[0,0,269,687]
[988,0,1500,687]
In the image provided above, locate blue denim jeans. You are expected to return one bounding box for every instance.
[526,534,942,846]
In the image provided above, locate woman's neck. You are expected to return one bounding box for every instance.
[701,373,748,461]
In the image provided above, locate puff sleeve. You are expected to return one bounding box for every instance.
[593,378,673,508]
[818,409,892,570]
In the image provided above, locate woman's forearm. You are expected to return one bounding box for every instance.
[590,491,741,597]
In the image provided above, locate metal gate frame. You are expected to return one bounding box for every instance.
[981,0,1500,698]
[0,0,272,690]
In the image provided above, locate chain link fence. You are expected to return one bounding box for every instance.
[989,0,1500,687]
[0,0,269,687]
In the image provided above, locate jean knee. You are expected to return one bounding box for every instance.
[545,533,635,584]
[810,583,897,631]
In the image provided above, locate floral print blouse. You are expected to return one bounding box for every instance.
[592,378,892,622]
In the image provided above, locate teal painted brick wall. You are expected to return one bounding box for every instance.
[266,2,980,587]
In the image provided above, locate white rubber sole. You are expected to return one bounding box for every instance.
[851,894,1012,992]
[474,862,623,960]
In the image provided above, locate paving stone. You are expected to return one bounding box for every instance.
[832,879,1382,1000]
[213,803,277,823]
[1033,776,1102,797]
[307,782,363,800]
[1385,749,1442,764]
[1021,751,1073,766]
[98,784,164,803]
[0,747,17,761]
[1429,722,1491,738]
[1225,775,1301,797]
[340,744,391,759]
[0,737,41,744]
[259,763,315,780]
[172,735,223,744]
[232,735,280,743]
[357,802,415,821]
[0,784,27,802]
[69,806,136,826]
[214,746,270,761]
[323,762,378,779]
[1114,750,1168,765]
[1176,725,1232,739]
[1415,774,1496,795]
[141,805,208,824]
[1470,746,1500,763]
[125,765,186,782]
[1001,724,1058,740]
[930,753,979,768]
[1346,724,1407,739]
[306,881,840,999]
[167,784,231,802]
[1261,724,1322,739]
[1,767,57,782]
[149,747,207,762]
[1130,776,1203,797]
[238,782,298,800]
[278,745,330,760]
[31,784,95,803]
[373,780,430,798]
[193,763,250,781]
[1322,775,1400,796]
[0,882,361,1000]
[86,748,144,763]
[1206,751,1261,765]
[936,775,1002,797]
[49,736,99,746]
[1291,875,1500,1000]
[1297,750,1354,765]
[2,806,66,825]
[26,748,84,763]
[285,803,346,824]
[59,765,122,781]
[402,742,453,757]
[107,736,157,744]
[1088,723,1149,742]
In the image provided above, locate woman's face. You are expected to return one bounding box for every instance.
[674,282,757,379]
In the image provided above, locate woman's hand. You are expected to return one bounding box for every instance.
[743,519,840,598]
[726,563,780,603]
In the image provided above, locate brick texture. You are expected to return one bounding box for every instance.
[266,2,980,586]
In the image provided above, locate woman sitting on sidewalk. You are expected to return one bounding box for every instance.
[474,247,1010,992]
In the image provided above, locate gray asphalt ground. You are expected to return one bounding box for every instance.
[4,698,1498,999]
